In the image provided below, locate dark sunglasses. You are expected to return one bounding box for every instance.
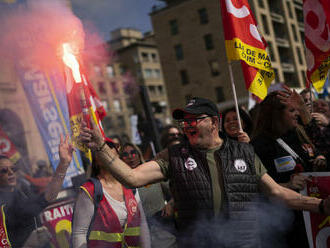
[121,150,139,158]
[0,166,18,175]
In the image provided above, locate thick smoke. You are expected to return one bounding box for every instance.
[177,198,294,248]
[0,0,109,71]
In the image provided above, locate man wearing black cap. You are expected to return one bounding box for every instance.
[81,97,330,248]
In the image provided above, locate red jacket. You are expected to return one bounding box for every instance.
[81,181,141,248]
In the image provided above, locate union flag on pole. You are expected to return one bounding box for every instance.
[220,0,275,100]
[303,0,330,92]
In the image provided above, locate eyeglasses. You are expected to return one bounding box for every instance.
[0,166,18,175]
[121,150,139,159]
[179,116,210,128]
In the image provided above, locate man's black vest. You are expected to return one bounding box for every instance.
[168,137,260,247]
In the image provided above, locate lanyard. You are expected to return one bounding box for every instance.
[276,138,301,161]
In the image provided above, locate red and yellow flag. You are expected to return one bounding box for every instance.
[63,44,106,165]
[0,126,20,163]
[220,0,274,100]
[304,0,330,92]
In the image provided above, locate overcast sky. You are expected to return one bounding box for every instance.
[71,0,163,41]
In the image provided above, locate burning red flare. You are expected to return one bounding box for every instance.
[62,43,81,83]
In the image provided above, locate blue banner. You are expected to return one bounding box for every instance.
[17,59,83,187]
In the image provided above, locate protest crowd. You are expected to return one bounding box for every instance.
[0,0,330,248]
[1,85,330,248]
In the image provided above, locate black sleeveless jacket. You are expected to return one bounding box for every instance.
[168,137,260,247]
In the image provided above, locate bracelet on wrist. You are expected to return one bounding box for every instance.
[319,199,325,215]
[54,172,66,179]
[95,142,106,152]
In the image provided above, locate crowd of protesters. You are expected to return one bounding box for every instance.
[1,85,330,248]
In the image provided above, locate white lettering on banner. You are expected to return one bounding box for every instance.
[43,204,74,222]
[304,0,330,53]
[22,63,63,162]
[225,0,249,18]
[316,226,330,248]
[0,139,10,153]
[1,238,8,245]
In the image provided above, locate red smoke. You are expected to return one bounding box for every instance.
[0,0,108,71]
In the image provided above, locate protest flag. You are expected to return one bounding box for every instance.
[304,0,330,92]
[62,43,106,167]
[220,0,275,101]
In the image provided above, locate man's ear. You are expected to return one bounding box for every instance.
[211,116,220,130]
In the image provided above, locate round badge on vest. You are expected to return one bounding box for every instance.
[128,198,137,216]
[234,159,247,173]
[185,157,197,171]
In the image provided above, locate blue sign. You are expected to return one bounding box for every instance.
[17,59,83,187]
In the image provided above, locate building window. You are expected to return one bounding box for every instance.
[94,66,102,76]
[286,1,293,19]
[295,7,303,23]
[174,44,184,60]
[180,70,189,85]
[111,81,119,94]
[169,19,178,35]
[209,60,220,76]
[106,65,114,77]
[98,82,106,94]
[204,34,214,50]
[144,69,153,78]
[141,52,149,62]
[119,66,126,75]
[258,0,264,8]
[296,47,303,65]
[148,86,156,95]
[291,24,298,42]
[273,68,280,83]
[198,8,208,24]
[102,116,113,130]
[158,85,164,95]
[113,100,122,112]
[284,72,299,87]
[117,115,126,128]
[267,42,275,62]
[215,87,225,102]
[261,15,269,35]
[154,69,161,78]
[151,53,158,62]
[300,31,305,44]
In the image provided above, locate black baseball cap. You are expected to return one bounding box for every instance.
[172,97,219,120]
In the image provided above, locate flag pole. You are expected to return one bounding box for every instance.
[228,61,243,131]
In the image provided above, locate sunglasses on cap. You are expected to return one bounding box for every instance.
[0,166,18,175]
[121,150,139,159]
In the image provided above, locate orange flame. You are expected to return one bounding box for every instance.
[62,43,82,83]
